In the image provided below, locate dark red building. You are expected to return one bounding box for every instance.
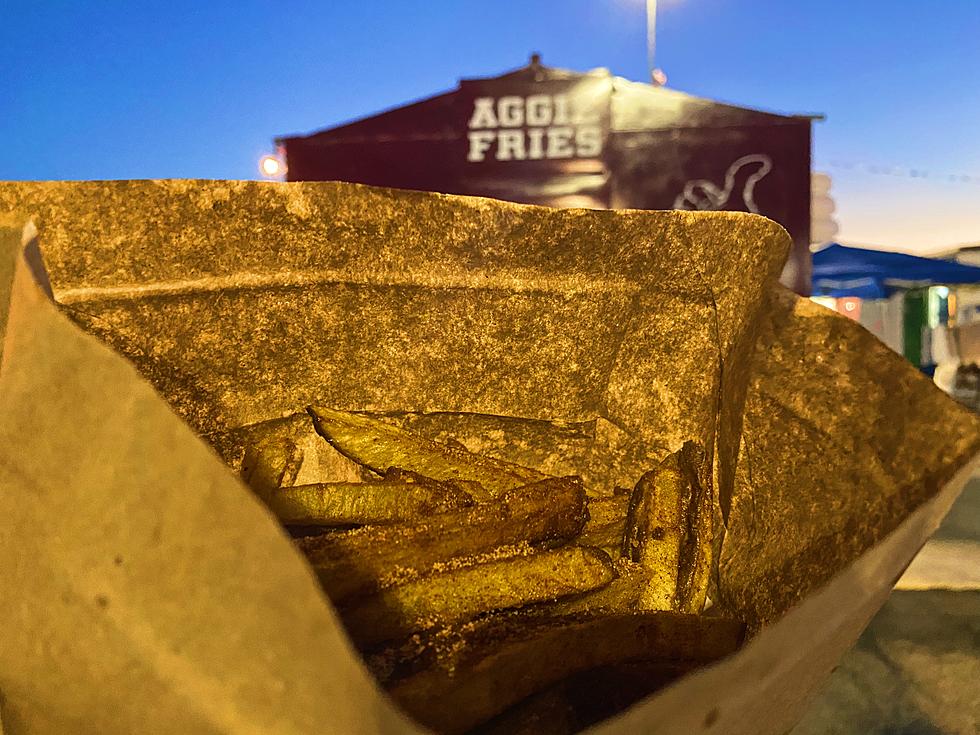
[277,56,813,292]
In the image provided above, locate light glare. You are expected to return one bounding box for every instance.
[259,155,285,178]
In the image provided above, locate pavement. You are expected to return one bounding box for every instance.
[791,477,980,735]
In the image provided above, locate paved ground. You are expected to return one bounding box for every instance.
[791,478,980,735]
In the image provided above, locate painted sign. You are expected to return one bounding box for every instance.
[457,76,612,170]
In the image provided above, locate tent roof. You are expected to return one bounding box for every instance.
[811,243,980,298]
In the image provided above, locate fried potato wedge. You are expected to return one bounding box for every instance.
[540,559,652,616]
[307,406,549,499]
[343,546,614,647]
[240,436,304,497]
[471,661,696,735]
[296,476,588,603]
[386,611,744,734]
[267,477,473,526]
[622,441,712,613]
[577,494,630,555]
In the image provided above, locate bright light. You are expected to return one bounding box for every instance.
[259,154,285,178]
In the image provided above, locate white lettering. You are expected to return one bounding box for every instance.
[575,126,603,157]
[527,128,545,160]
[525,94,552,126]
[466,94,605,163]
[497,96,524,127]
[496,130,526,160]
[467,131,496,162]
[546,127,575,158]
[468,98,498,129]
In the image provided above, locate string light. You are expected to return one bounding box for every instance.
[818,159,980,185]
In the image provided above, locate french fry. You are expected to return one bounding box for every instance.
[468,682,574,735]
[296,476,588,603]
[385,611,744,734]
[266,477,473,526]
[539,559,652,616]
[342,546,614,647]
[622,441,712,613]
[307,406,549,499]
[577,495,630,554]
[241,436,303,497]
[471,661,694,735]
[249,411,729,733]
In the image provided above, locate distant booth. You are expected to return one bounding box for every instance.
[277,56,814,293]
[812,244,980,400]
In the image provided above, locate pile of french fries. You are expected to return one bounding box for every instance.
[241,406,744,734]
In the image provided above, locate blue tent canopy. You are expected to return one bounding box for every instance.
[811,243,980,298]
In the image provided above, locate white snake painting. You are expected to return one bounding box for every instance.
[672,154,773,213]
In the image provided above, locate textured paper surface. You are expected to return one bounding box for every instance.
[719,288,980,629]
[1,181,978,734]
[0,220,414,734]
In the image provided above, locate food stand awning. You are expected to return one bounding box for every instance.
[812,243,980,298]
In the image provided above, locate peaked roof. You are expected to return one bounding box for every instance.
[812,243,980,298]
[277,58,809,146]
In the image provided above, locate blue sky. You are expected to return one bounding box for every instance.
[2,0,979,251]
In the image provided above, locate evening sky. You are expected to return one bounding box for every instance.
[2,0,978,251]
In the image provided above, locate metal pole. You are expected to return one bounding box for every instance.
[646,0,658,83]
